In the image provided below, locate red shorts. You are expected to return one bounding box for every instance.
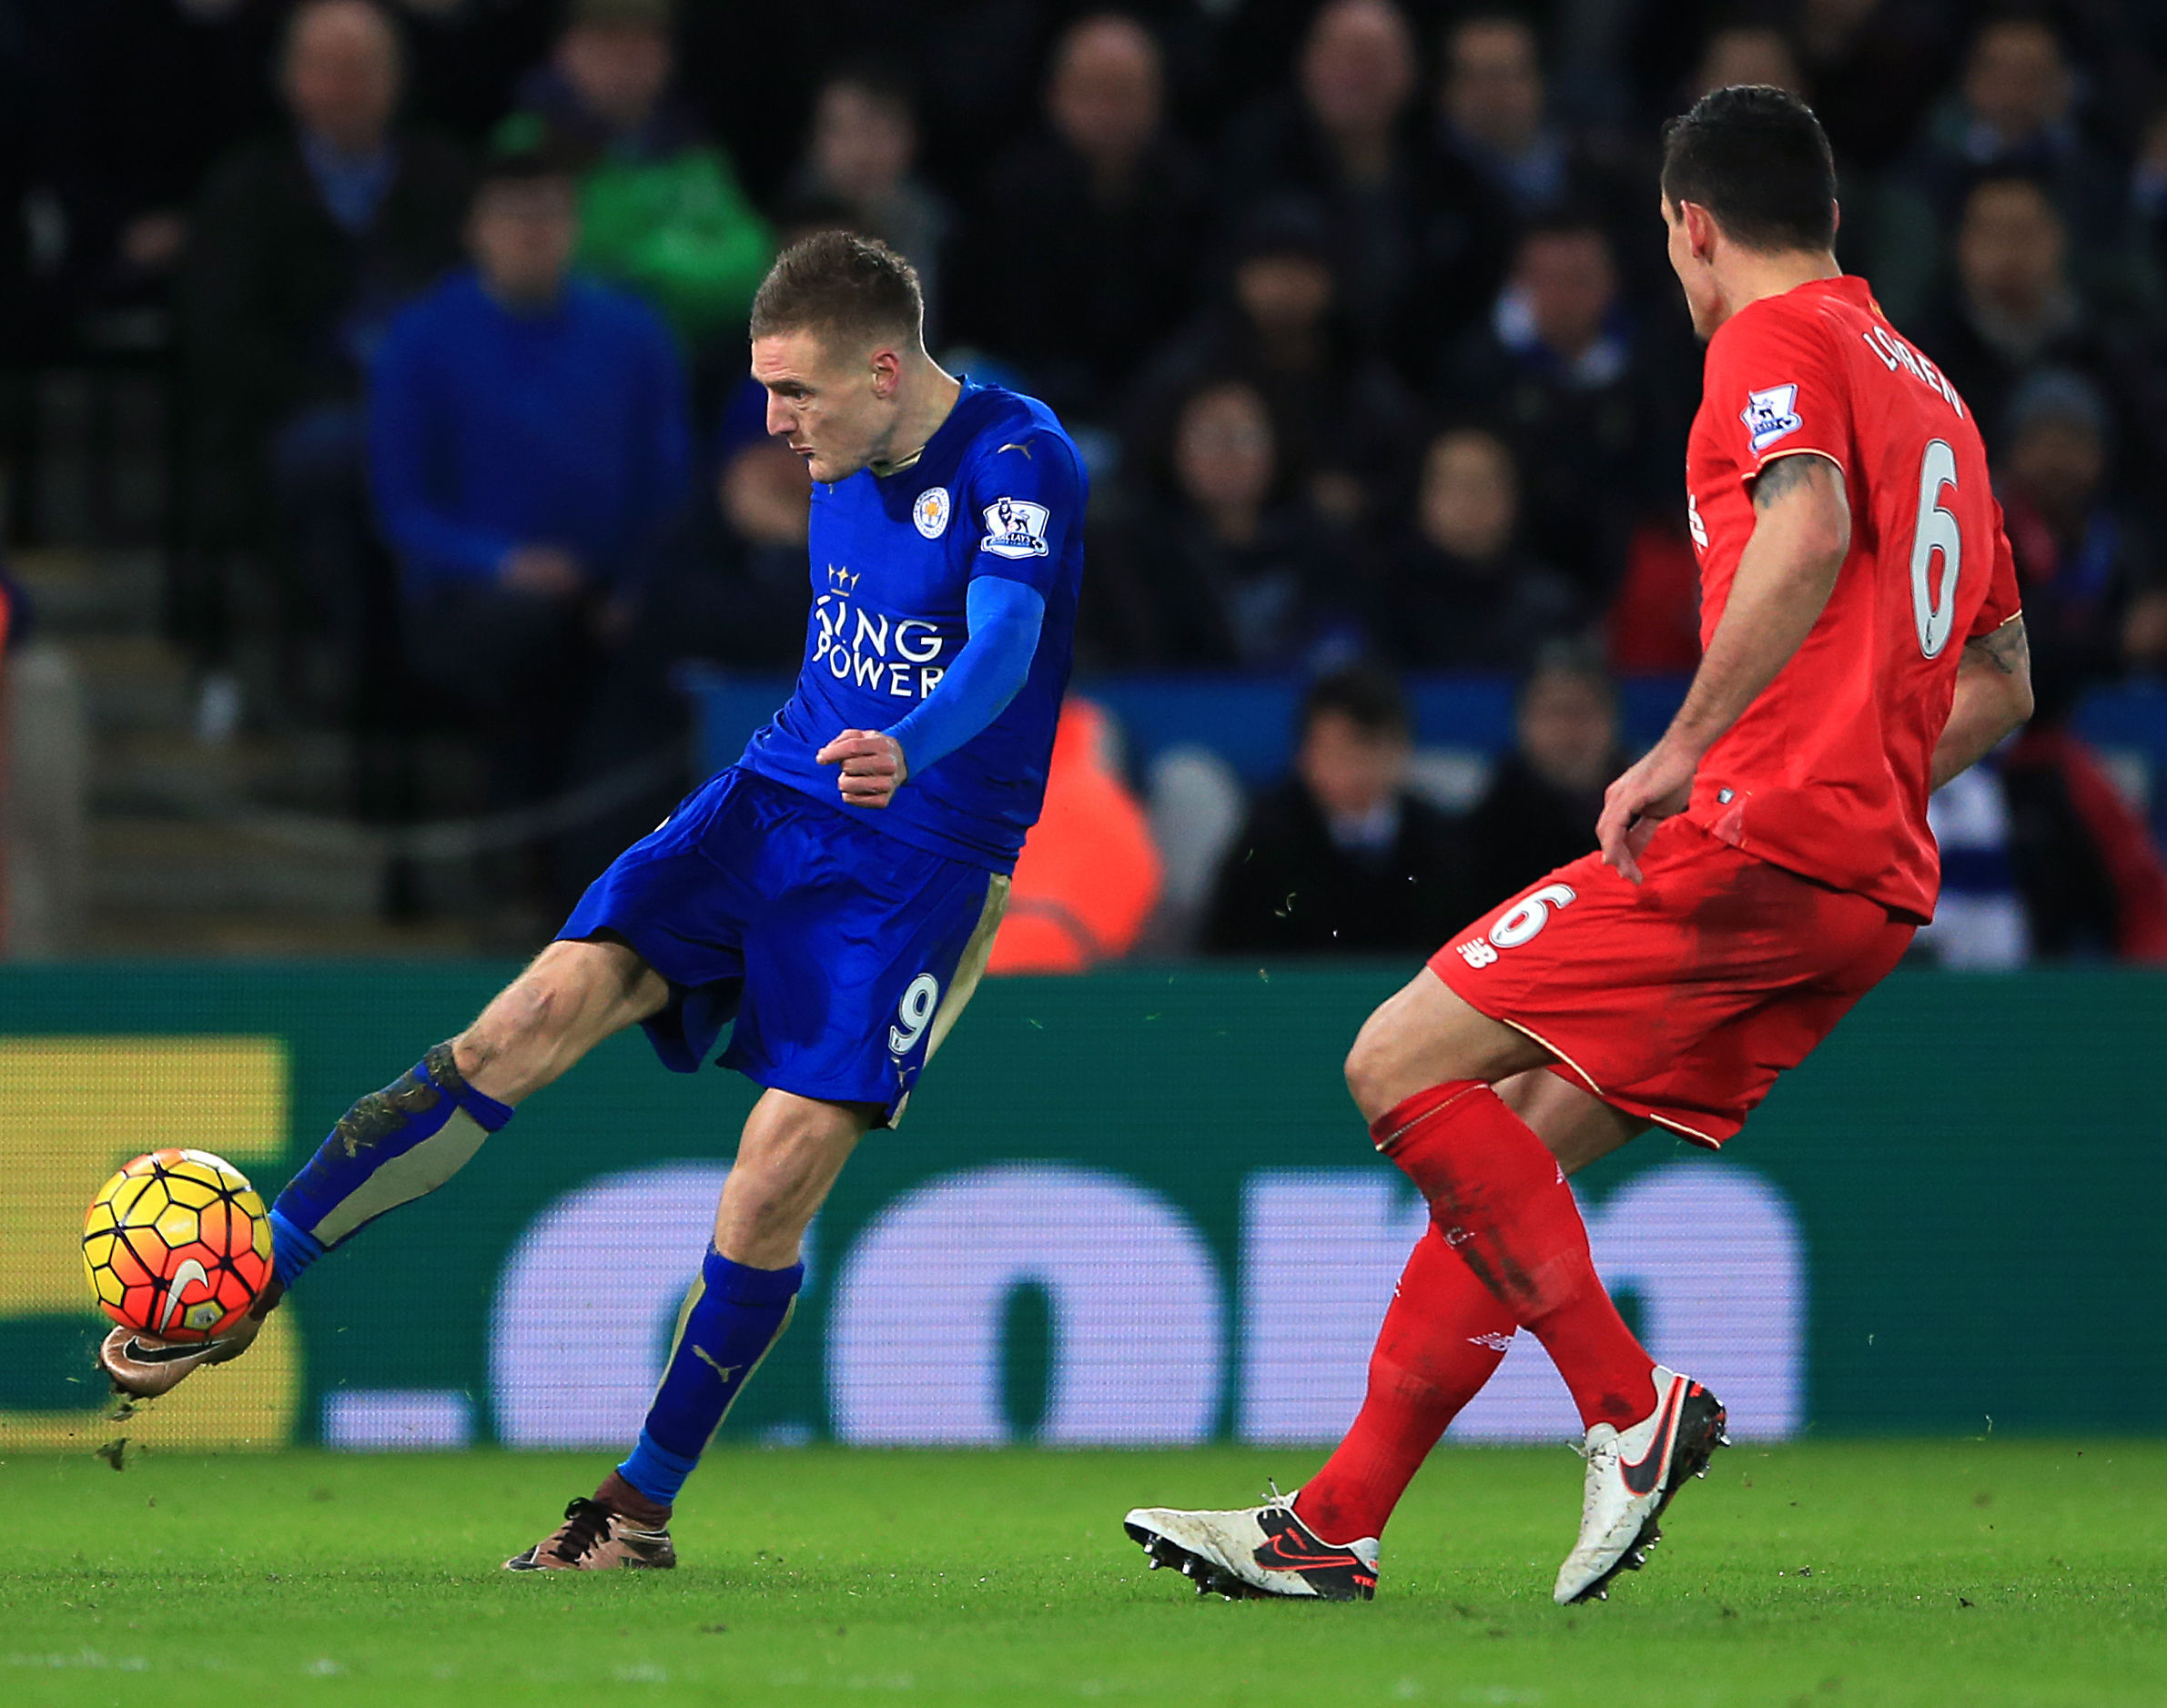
[1428,819,1915,1147]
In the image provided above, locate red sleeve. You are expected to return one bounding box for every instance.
[1969,496,2024,639]
[1701,302,1857,485]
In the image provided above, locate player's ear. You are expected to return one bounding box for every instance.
[868,345,903,399]
[1684,200,1719,263]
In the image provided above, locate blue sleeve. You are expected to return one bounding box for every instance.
[368,318,519,590]
[959,429,1085,597]
[884,574,1046,774]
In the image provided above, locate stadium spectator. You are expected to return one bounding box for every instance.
[1604,510,1703,675]
[1221,0,1504,362]
[495,0,770,360]
[1372,427,1583,672]
[1914,766,2030,970]
[1904,13,2126,260]
[367,149,690,829]
[1437,213,1687,599]
[986,697,1164,974]
[957,14,1210,427]
[1911,173,2158,471]
[1792,0,1959,173]
[1435,12,1644,242]
[2130,102,2167,297]
[788,67,949,335]
[176,0,472,717]
[627,437,814,676]
[388,0,555,143]
[1127,198,1422,527]
[1202,664,1469,955]
[2002,723,2167,963]
[1091,378,1350,670]
[1999,369,2167,701]
[1690,24,1803,99]
[50,0,284,313]
[1462,642,1624,910]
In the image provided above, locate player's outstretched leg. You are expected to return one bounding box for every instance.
[506,1088,866,1571]
[101,940,665,1400]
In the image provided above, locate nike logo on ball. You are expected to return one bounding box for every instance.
[156,1258,210,1335]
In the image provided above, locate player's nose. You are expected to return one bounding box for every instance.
[765,396,795,440]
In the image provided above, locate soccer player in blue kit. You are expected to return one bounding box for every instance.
[100,232,1088,1570]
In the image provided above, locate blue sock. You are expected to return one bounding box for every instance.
[269,1042,513,1289]
[617,1248,804,1509]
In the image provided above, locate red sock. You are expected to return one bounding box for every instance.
[1293,1225,1517,1544]
[1372,1080,1653,1431]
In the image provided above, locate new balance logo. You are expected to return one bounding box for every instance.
[1455,937,1499,968]
[1468,1330,1514,1352]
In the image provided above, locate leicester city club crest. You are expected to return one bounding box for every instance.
[913,487,951,539]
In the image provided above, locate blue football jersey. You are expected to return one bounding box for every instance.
[737,379,1086,873]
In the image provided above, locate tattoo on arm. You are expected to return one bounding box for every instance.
[1964,615,2030,675]
[1750,452,1844,510]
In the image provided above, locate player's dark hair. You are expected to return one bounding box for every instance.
[1660,85,1838,255]
[749,230,925,351]
[1302,664,1412,742]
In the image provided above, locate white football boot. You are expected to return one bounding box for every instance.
[1554,1364,1729,1605]
[1125,1484,1380,1601]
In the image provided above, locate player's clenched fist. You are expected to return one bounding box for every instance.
[817,729,910,807]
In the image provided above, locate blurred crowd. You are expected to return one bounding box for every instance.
[2,0,2166,955]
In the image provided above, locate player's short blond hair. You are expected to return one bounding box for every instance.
[749,232,925,353]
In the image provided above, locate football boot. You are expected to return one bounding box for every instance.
[1554,1364,1728,1605]
[505,1496,678,1572]
[1125,1483,1379,1601]
[97,1280,280,1405]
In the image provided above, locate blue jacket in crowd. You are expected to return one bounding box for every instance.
[369,269,693,596]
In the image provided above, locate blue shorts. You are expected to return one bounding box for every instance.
[559,768,1007,1120]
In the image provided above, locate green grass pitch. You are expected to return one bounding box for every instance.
[5,1441,2162,1706]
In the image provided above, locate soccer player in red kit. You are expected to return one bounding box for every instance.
[1126,86,2038,1607]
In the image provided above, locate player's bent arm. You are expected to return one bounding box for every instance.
[816,576,1048,808]
[1930,615,2034,791]
[1598,453,1850,879]
[1667,453,1851,756]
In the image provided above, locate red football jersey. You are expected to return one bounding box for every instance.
[1683,274,2022,920]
